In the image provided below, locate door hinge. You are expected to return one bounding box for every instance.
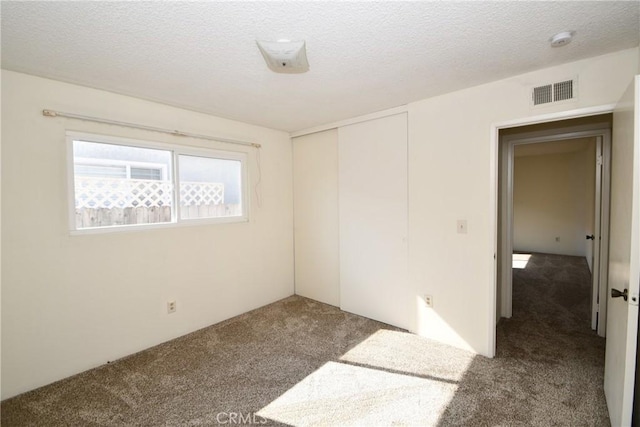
[597,155,603,166]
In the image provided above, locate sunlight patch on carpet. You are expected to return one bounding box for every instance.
[340,329,474,381]
[259,329,477,426]
[512,253,532,269]
[258,361,457,426]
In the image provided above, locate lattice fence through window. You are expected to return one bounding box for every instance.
[179,182,224,206]
[75,177,225,209]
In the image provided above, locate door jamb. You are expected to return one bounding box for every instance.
[489,104,615,357]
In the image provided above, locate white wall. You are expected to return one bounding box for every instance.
[1,71,294,399]
[513,142,595,258]
[409,48,638,355]
[292,130,340,306]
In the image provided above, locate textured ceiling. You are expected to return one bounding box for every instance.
[2,1,639,132]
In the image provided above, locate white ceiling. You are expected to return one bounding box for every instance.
[2,2,638,132]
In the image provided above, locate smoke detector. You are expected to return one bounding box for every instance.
[549,31,574,47]
[256,39,309,73]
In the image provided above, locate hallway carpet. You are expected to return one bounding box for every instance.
[1,253,609,426]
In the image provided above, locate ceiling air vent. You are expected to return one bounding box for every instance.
[531,78,577,106]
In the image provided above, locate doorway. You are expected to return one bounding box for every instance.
[490,78,640,426]
[497,114,613,335]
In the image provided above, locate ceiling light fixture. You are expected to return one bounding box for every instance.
[257,40,309,74]
[549,31,574,47]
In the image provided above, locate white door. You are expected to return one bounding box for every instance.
[338,113,409,329]
[604,75,640,427]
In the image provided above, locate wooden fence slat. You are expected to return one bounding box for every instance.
[76,204,239,228]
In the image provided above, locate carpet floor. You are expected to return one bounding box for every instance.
[1,253,609,426]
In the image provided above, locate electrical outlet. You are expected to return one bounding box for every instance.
[167,300,176,314]
[424,295,433,308]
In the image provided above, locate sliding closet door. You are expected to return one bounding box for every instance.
[338,113,409,329]
[292,129,340,307]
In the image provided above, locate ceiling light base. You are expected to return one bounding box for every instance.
[257,40,309,74]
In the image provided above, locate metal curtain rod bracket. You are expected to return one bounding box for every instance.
[42,109,261,149]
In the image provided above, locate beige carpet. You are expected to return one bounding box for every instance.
[1,253,609,426]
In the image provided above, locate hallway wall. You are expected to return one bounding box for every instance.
[513,140,596,259]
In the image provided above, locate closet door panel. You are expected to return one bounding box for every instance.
[293,129,340,306]
[338,113,409,329]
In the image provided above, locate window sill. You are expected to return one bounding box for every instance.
[69,216,249,236]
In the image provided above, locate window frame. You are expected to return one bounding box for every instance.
[66,131,249,235]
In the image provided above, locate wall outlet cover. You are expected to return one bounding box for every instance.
[167,301,176,314]
[424,295,433,307]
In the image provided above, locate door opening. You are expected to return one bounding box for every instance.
[491,77,640,426]
[497,114,612,335]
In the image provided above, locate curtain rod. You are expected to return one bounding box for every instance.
[42,109,261,149]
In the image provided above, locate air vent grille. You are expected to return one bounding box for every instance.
[533,85,553,105]
[532,78,576,106]
[554,80,573,101]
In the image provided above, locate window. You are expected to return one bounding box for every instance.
[178,155,243,220]
[69,133,248,232]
